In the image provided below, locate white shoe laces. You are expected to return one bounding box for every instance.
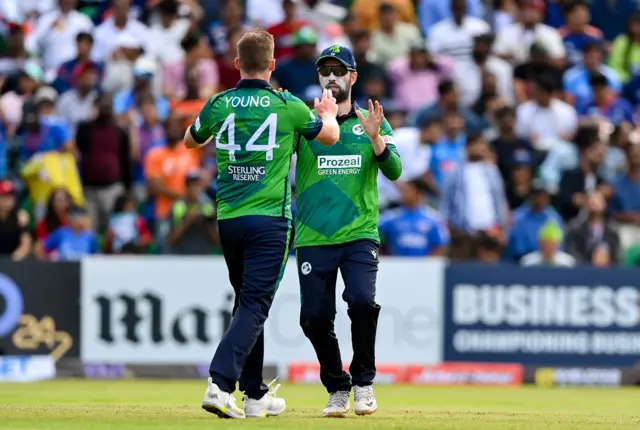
[355,386,374,402]
[327,391,350,408]
[266,377,281,398]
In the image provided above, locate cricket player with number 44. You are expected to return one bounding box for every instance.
[293,45,402,417]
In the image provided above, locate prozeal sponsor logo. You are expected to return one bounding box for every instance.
[228,164,266,182]
[317,155,361,175]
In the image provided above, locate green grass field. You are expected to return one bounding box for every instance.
[1,380,640,429]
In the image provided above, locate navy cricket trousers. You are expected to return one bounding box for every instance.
[297,240,381,393]
[210,215,291,399]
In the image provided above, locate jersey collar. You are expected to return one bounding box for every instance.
[235,79,271,89]
[337,101,360,124]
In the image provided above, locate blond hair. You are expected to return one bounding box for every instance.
[237,29,275,74]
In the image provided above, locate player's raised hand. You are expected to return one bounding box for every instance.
[356,99,384,139]
[314,88,338,118]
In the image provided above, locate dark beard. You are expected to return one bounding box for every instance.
[328,85,350,104]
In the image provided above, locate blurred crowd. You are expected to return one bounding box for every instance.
[1,0,640,268]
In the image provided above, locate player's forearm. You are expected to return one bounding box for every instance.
[184,128,212,149]
[374,141,402,181]
[315,114,340,146]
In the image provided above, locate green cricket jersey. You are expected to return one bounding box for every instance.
[294,102,402,248]
[189,79,323,220]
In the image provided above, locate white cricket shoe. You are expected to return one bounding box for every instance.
[202,377,245,419]
[243,378,287,418]
[354,385,377,415]
[323,390,351,417]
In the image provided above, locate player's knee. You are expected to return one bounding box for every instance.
[300,310,333,336]
[343,289,377,312]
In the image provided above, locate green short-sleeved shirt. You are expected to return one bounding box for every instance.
[190,79,323,220]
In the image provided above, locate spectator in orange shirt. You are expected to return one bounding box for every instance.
[268,0,310,60]
[144,113,199,244]
[351,0,417,31]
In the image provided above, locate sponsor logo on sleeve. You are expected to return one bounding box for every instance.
[317,155,361,176]
[194,117,201,131]
[228,164,266,182]
[382,135,394,144]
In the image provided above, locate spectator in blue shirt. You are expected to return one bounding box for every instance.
[428,110,466,193]
[507,179,564,261]
[271,27,319,99]
[610,143,640,224]
[590,0,638,42]
[17,99,72,164]
[563,41,621,113]
[581,72,635,125]
[53,32,103,95]
[418,0,484,34]
[379,179,450,256]
[40,205,99,261]
[558,1,604,67]
[113,59,170,123]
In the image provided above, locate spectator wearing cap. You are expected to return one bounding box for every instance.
[556,129,608,222]
[440,134,507,259]
[494,0,565,65]
[53,32,103,95]
[386,40,454,112]
[104,192,151,254]
[371,3,421,65]
[504,149,537,210]
[56,63,99,136]
[76,92,132,232]
[512,42,564,103]
[520,220,575,266]
[268,0,310,60]
[0,61,43,132]
[610,143,640,250]
[352,0,416,32]
[609,13,640,83]
[272,26,319,99]
[163,29,218,102]
[16,91,73,164]
[91,0,151,63]
[147,0,192,63]
[166,170,218,255]
[558,1,603,68]
[0,179,31,260]
[591,0,639,42]
[581,72,635,125]
[25,0,94,75]
[113,56,170,125]
[515,73,577,152]
[566,190,620,265]
[564,42,621,114]
[37,204,99,261]
[379,179,450,256]
[419,0,484,35]
[455,32,513,107]
[427,0,490,68]
[413,80,487,134]
[490,106,536,183]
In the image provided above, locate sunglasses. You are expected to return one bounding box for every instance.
[318,65,353,77]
